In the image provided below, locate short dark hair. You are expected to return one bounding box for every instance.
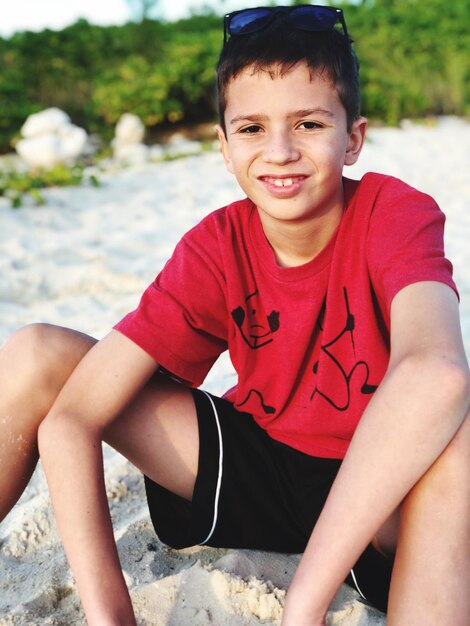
[216,16,360,133]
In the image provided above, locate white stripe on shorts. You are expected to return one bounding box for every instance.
[349,567,367,601]
[199,391,224,545]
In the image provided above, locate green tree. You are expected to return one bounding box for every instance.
[0,1,468,153]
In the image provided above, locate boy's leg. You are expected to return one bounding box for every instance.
[387,412,470,625]
[0,324,96,521]
[371,414,470,620]
[0,323,199,523]
[103,376,199,502]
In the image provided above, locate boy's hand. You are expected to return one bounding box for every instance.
[281,588,328,626]
[282,612,326,626]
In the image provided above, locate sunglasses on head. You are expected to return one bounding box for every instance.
[223,4,350,44]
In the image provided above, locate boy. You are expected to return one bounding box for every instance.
[1,5,469,625]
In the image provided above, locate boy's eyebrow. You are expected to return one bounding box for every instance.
[294,108,335,119]
[228,113,267,126]
[228,108,335,125]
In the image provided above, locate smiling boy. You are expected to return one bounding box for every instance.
[217,62,363,267]
[0,5,469,626]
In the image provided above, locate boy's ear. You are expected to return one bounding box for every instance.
[215,124,235,174]
[344,116,368,166]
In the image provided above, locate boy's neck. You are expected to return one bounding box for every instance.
[258,204,343,268]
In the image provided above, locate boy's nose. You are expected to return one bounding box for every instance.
[262,132,300,164]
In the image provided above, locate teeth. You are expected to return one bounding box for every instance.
[273,178,294,187]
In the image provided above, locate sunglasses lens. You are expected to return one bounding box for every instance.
[228,8,273,36]
[226,6,346,41]
[290,6,338,31]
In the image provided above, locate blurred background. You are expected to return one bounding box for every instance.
[0,0,468,154]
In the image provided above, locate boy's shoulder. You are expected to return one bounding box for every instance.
[175,197,256,265]
[346,172,438,214]
[347,171,412,195]
[184,197,255,241]
[349,171,435,200]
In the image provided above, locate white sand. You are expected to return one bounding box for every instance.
[0,117,469,625]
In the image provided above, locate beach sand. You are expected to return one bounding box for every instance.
[0,117,469,625]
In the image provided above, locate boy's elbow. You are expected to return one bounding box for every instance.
[422,355,470,413]
[393,352,470,411]
[453,360,470,409]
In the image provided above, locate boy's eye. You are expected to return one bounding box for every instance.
[299,121,322,130]
[239,124,262,134]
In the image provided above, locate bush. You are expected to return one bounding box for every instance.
[0,2,468,153]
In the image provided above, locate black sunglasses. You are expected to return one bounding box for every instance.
[223,4,350,44]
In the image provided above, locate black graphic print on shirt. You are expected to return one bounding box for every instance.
[310,287,378,410]
[231,289,279,415]
[231,289,280,350]
[236,389,276,415]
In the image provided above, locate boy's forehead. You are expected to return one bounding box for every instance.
[227,61,335,91]
[224,62,340,110]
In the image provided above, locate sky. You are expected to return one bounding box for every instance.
[0,0,268,37]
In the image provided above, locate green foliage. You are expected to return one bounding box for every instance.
[0,164,99,208]
[342,0,470,124]
[0,1,468,152]
[89,27,220,129]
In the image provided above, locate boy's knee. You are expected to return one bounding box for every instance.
[10,322,55,348]
[3,323,95,393]
[6,323,65,370]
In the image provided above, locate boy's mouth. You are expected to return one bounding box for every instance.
[261,175,306,186]
[259,175,307,193]
[273,178,294,188]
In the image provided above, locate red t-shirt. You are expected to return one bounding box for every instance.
[115,173,457,459]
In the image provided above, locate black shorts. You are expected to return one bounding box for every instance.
[144,389,393,613]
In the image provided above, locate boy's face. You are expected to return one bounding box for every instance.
[216,62,366,239]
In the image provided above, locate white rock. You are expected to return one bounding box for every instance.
[115,113,145,145]
[16,134,64,170]
[57,125,88,161]
[20,107,71,139]
[113,142,150,165]
[113,113,149,164]
[16,108,89,169]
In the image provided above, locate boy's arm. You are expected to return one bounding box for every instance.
[282,281,470,625]
[38,330,159,626]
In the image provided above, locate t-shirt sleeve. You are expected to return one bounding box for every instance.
[114,227,228,387]
[366,176,457,312]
